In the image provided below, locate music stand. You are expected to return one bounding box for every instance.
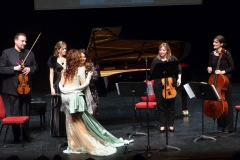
[117,82,148,139]
[150,61,181,151]
[185,82,220,142]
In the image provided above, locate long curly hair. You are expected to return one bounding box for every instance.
[64,49,81,83]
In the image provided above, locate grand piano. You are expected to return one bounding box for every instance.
[86,26,191,95]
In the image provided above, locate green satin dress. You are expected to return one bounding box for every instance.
[59,67,129,156]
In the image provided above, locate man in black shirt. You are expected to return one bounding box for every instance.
[0,33,38,143]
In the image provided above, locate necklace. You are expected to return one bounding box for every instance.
[59,57,65,65]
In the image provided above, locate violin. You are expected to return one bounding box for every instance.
[18,73,30,94]
[203,48,229,118]
[17,60,30,94]
[161,77,177,99]
[17,33,41,95]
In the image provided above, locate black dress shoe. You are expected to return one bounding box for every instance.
[223,130,233,134]
[24,136,34,142]
[13,139,21,144]
[218,128,223,133]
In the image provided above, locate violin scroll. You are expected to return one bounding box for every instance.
[219,48,226,58]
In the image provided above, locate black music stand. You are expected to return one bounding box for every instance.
[150,61,181,152]
[117,82,148,155]
[117,82,148,139]
[185,82,220,142]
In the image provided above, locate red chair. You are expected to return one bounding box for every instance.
[0,95,29,147]
[135,80,158,126]
[234,105,240,132]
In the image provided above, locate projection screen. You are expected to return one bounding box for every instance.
[34,0,202,10]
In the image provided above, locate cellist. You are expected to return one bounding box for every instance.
[207,35,234,133]
[150,42,182,133]
[0,33,38,143]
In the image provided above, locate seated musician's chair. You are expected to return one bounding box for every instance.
[0,95,29,147]
[135,80,158,126]
[234,105,240,132]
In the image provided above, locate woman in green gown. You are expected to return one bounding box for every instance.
[59,49,132,156]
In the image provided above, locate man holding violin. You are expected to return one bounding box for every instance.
[0,33,38,143]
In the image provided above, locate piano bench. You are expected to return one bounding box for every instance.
[30,99,47,128]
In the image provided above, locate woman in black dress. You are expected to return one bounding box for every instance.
[79,49,99,118]
[207,35,234,133]
[150,42,182,132]
[47,41,67,136]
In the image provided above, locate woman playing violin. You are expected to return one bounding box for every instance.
[207,35,234,133]
[150,42,182,132]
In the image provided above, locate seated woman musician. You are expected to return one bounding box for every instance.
[150,42,182,132]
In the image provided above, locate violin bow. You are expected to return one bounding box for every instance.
[21,32,41,65]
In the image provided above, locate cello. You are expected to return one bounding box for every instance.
[203,48,229,118]
[17,33,41,94]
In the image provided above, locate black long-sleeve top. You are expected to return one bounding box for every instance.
[150,56,182,88]
[208,50,234,79]
[0,47,38,95]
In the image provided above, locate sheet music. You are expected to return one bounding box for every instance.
[183,83,195,99]
[147,82,154,95]
[184,82,220,100]
[115,83,120,95]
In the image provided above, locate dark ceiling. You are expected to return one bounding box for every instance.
[0,0,239,92]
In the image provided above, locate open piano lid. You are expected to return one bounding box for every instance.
[87,26,191,76]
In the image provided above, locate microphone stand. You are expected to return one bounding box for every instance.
[139,57,154,157]
[145,57,151,157]
[158,66,180,152]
